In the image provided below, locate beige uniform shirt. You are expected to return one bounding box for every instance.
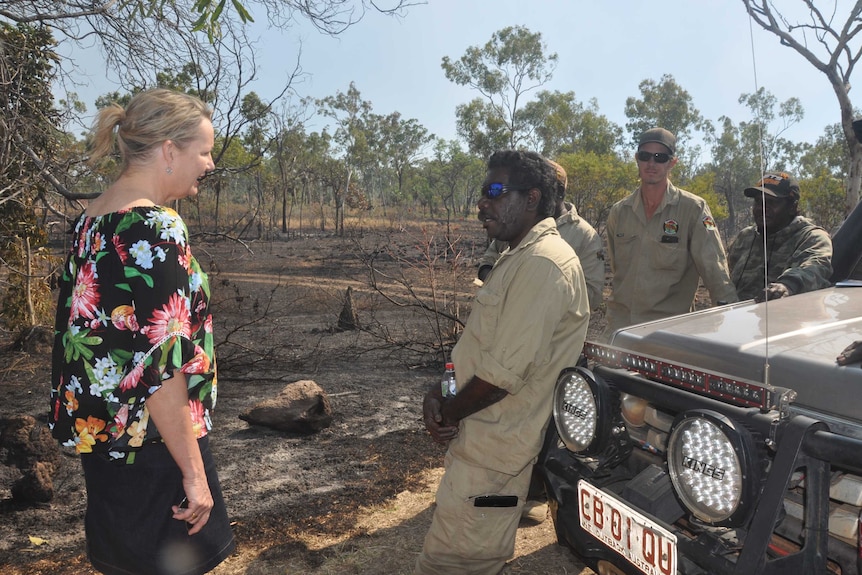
[478,203,605,309]
[605,183,737,337]
[451,218,590,476]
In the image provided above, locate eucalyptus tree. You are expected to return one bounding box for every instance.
[238,92,276,236]
[624,74,711,175]
[555,152,638,237]
[423,140,484,222]
[520,90,623,158]
[441,25,558,157]
[799,124,850,232]
[317,82,373,235]
[742,0,862,210]
[371,112,434,205]
[704,88,804,236]
[270,99,314,234]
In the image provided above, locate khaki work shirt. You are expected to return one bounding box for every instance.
[450,218,590,476]
[605,183,737,337]
[478,203,605,309]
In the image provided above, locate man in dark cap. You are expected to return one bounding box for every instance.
[728,172,832,302]
[603,127,738,339]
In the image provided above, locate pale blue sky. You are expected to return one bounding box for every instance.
[61,0,844,157]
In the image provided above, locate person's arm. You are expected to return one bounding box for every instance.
[578,229,606,310]
[440,375,508,424]
[773,226,833,296]
[421,375,508,444]
[690,204,739,305]
[147,371,213,535]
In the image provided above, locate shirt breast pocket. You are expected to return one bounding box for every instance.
[649,236,687,272]
[474,289,502,352]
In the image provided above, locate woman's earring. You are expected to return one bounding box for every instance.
[166,166,173,175]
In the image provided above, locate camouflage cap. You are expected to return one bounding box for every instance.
[744,172,800,200]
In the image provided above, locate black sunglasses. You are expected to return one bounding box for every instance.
[636,151,672,164]
[480,182,529,199]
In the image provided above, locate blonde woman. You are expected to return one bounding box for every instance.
[50,88,235,575]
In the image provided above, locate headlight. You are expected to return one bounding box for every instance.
[620,393,648,428]
[553,367,614,455]
[667,410,759,525]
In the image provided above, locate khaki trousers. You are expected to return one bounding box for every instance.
[415,453,532,575]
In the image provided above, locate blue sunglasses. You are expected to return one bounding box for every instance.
[481,182,530,199]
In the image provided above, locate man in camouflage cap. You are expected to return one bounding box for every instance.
[727,172,832,302]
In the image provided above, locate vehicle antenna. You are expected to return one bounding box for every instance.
[747,12,770,387]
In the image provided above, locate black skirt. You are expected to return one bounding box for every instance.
[80,436,236,575]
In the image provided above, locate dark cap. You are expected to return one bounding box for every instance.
[744,172,800,200]
[638,127,676,155]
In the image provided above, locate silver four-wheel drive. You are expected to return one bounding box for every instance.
[537,198,862,574]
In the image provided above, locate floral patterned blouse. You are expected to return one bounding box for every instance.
[50,206,217,464]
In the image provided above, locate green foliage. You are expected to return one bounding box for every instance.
[451,99,510,159]
[624,74,710,154]
[424,141,485,219]
[686,171,728,221]
[798,123,848,180]
[556,152,638,235]
[190,0,255,41]
[442,26,558,154]
[801,170,847,233]
[521,91,623,157]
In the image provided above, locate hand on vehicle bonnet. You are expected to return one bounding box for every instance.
[837,340,862,366]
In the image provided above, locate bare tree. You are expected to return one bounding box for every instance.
[742,0,862,210]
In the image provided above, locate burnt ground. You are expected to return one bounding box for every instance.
[0,218,599,575]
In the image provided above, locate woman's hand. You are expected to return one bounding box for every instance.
[172,478,214,534]
[148,372,213,534]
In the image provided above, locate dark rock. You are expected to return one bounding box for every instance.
[12,461,54,504]
[239,380,333,434]
[0,415,61,470]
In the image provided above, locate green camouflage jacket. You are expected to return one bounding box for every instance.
[727,216,833,301]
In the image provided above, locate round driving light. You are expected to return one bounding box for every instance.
[553,371,596,452]
[667,411,758,525]
[553,367,614,455]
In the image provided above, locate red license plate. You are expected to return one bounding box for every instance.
[578,480,677,575]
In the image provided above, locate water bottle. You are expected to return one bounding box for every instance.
[441,362,457,397]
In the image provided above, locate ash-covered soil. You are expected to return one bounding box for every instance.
[0,220,595,575]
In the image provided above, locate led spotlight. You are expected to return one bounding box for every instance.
[553,367,613,455]
[667,410,759,525]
